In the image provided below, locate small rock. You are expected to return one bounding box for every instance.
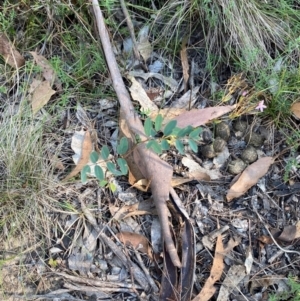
[215,122,230,141]
[228,159,247,175]
[241,145,258,163]
[245,132,264,147]
[202,128,213,143]
[201,144,216,158]
[233,120,248,134]
[213,137,227,153]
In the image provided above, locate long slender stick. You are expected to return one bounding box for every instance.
[90,0,181,267]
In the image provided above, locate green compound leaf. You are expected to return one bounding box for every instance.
[155,114,163,131]
[150,128,157,137]
[177,125,194,138]
[189,127,202,140]
[81,165,91,183]
[188,139,198,153]
[163,120,177,136]
[101,145,110,160]
[175,139,185,155]
[171,127,180,136]
[161,139,170,150]
[146,140,162,154]
[117,158,128,175]
[94,165,104,180]
[117,137,129,155]
[106,162,123,176]
[100,180,107,187]
[144,117,153,137]
[90,151,99,163]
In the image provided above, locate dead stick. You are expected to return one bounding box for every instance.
[119,0,140,61]
[90,0,181,267]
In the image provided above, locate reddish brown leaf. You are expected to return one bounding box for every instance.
[227,157,274,201]
[62,130,93,181]
[291,102,300,119]
[258,235,274,244]
[116,231,151,256]
[173,106,236,128]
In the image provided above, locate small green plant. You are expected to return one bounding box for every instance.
[144,114,202,155]
[283,157,300,182]
[81,136,129,186]
[81,114,202,185]
[269,277,300,301]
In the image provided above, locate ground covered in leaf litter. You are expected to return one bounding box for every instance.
[1,5,300,301]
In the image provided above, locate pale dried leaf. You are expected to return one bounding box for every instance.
[0,33,25,68]
[216,265,246,301]
[244,249,253,274]
[250,275,286,294]
[295,221,300,239]
[29,51,55,83]
[129,70,179,92]
[70,129,107,178]
[28,78,42,93]
[137,26,152,62]
[192,235,224,301]
[119,217,141,233]
[76,102,92,128]
[182,156,221,180]
[30,80,56,115]
[62,130,93,181]
[131,176,197,192]
[148,60,163,73]
[227,157,274,201]
[213,147,230,169]
[231,219,248,231]
[170,87,200,109]
[109,199,157,220]
[128,75,158,112]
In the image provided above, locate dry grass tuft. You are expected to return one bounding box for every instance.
[154,0,300,72]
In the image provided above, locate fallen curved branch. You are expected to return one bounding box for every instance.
[90,0,181,267]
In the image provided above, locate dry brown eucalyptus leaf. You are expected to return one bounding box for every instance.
[192,235,224,301]
[227,157,274,201]
[116,231,151,257]
[128,75,159,112]
[180,37,189,93]
[291,102,300,119]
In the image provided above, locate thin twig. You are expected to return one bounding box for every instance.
[119,0,140,61]
[133,248,159,293]
[255,210,300,256]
